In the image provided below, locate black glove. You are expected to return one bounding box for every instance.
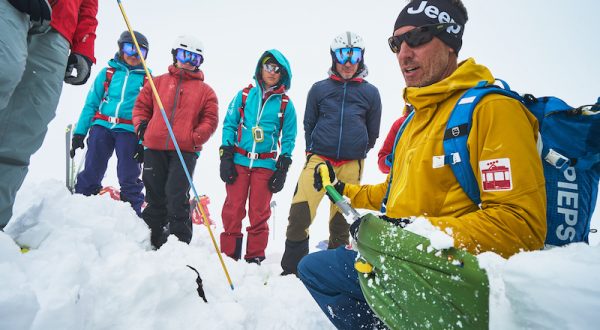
[70,134,85,157]
[268,155,292,193]
[313,161,344,193]
[219,146,237,184]
[8,0,51,25]
[133,143,144,163]
[349,216,364,241]
[349,215,411,241]
[137,121,148,141]
[313,161,345,203]
[381,215,412,228]
[64,53,93,85]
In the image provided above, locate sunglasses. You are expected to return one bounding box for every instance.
[388,23,457,53]
[121,42,148,59]
[175,48,203,67]
[263,63,281,74]
[334,47,362,65]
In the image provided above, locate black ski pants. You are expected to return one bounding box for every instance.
[142,149,197,244]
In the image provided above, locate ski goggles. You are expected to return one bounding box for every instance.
[388,22,456,53]
[262,63,281,74]
[121,42,148,59]
[175,48,203,67]
[333,47,362,65]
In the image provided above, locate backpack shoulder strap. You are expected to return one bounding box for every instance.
[443,80,521,205]
[103,68,116,95]
[240,84,253,110]
[380,109,416,213]
[274,94,290,149]
[236,84,254,143]
[100,67,116,103]
[278,94,289,131]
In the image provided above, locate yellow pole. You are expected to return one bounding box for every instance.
[195,197,235,289]
[116,0,234,290]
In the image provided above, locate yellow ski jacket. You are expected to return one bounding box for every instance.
[345,58,547,258]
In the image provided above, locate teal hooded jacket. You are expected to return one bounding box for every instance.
[222,49,297,171]
[74,56,148,135]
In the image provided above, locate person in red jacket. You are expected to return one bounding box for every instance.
[133,35,219,249]
[377,110,409,174]
[0,0,98,230]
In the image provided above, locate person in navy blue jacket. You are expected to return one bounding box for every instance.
[70,31,150,217]
[280,31,382,275]
[219,50,297,264]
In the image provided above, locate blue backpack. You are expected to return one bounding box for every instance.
[384,80,600,246]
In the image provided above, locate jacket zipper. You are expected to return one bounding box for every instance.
[111,69,130,129]
[248,91,278,169]
[166,74,183,149]
[336,82,348,159]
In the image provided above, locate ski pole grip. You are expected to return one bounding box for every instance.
[318,164,332,187]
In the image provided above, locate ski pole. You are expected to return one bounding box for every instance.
[116,0,234,290]
[67,127,86,194]
[270,200,277,240]
[71,148,86,191]
[65,124,73,193]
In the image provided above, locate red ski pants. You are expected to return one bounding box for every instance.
[220,165,273,260]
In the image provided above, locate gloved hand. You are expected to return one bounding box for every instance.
[8,0,51,25]
[133,143,144,163]
[70,134,85,157]
[313,161,345,195]
[219,146,237,184]
[381,215,412,228]
[136,120,148,141]
[349,217,363,241]
[64,53,93,85]
[349,215,412,241]
[268,155,292,193]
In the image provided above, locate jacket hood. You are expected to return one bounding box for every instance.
[168,64,205,81]
[403,57,494,110]
[254,49,292,91]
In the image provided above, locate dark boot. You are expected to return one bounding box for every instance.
[233,237,243,260]
[151,223,170,249]
[245,256,265,265]
[280,238,309,276]
[169,216,193,244]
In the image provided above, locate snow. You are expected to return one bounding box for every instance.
[2,181,332,330]
[2,0,600,329]
[480,245,600,330]
[404,217,455,250]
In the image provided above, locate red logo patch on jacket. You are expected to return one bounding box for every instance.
[479,158,512,192]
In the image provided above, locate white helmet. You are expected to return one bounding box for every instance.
[330,31,365,51]
[172,35,204,56]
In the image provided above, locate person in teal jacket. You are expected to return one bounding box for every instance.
[219,49,297,264]
[70,31,150,216]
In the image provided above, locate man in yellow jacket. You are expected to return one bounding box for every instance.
[297,1,547,329]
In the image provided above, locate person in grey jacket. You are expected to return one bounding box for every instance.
[280,31,382,275]
[0,0,98,230]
